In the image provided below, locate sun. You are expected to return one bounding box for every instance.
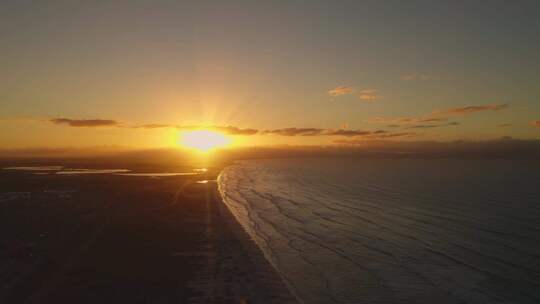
[179,130,231,152]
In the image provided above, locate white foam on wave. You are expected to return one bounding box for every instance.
[218,159,540,304]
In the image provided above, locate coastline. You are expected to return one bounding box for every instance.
[0,164,297,303]
[187,174,298,303]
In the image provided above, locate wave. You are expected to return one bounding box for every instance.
[218,159,540,304]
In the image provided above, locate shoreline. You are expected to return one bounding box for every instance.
[208,173,299,303]
[0,164,297,303]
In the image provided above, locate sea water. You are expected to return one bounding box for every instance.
[218,158,540,304]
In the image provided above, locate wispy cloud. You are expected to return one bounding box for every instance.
[49,118,258,135]
[375,132,417,138]
[262,128,324,136]
[326,129,383,137]
[328,86,354,97]
[130,123,172,129]
[211,126,259,135]
[401,73,437,81]
[43,117,455,139]
[263,128,389,137]
[433,104,508,116]
[50,117,391,137]
[367,104,508,129]
[367,116,448,125]
[334,132,416,144]
[328,86,381,102]
[129,124,258,135]
[358,89,382,101]
[405,122,459,129]
[50,118,120,127]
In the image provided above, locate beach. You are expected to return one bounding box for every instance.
[0,164,296,303]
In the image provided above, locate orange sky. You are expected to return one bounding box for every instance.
[1,1,539,149]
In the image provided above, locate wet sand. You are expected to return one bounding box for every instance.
[0,167,296,303]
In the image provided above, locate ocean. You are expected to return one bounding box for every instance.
[218,158,540,304]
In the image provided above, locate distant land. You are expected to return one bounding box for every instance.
[2,138,540,163]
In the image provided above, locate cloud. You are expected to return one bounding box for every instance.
[401,73,437,81]
[132,124,258,135]
[50,118,120,127]
[375,132,416,138]
[334,132,416,144]
[433,104,508,116]
[328,86,381,101]
[263,128,325,136]
[367,104,508,128]
[328,86,354,97]
[49,118,258,135]
[368,116,448,125]
[264,128,389,137]
[46,117,437,139]
[48,118,390,138]
[131,123,173,129]
[419,117,449,123]
[326,129,386,136]
[531,121,540,128]
[211,126,259,135]
[405,122,459,129]
[358,89,382,101]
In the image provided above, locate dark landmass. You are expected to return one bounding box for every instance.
[2,138,540,162]
[0,162,296,303]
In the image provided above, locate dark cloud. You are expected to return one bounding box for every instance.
[263,128,325,136]
[368,116,448,125]
[419,117,449,123]
[334,132,416,144]
[50,118,258,135]
[131,123,173,129]
[406,125,439,129]
[134,124,259,135]
[434,104,508,116]
[368,104,508,129]
[50,118,119,127]
[263,128,390,137]
[326,129,374,136]
[211,126,259,135]
[47,117,422,138]
[406,122,459,129]
[375,132,416,138]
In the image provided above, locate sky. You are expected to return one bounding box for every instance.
[1,0,539,149]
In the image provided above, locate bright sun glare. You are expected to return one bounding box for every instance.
[179,130,231,152]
